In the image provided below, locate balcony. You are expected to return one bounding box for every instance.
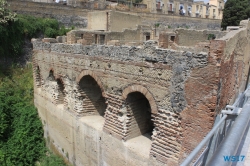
[218,6,223,11]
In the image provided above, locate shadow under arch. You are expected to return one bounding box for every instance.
[77,71,106,116]
[122,84,158,114]
[76,70,105,94]
[56,78,65,105]
[35,66,41,87]
[121,84,158,140]
[47,69,55,81]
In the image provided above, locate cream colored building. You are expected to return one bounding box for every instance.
[142,0,224,19]
[192,0,224,19]
[209,0,224,19]
[142,0,194,14]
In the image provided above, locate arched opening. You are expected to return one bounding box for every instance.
[35,66,41,87]
[56,79,65,105]
[79,75,106,116]
[48,70,55,81]
[126,92,154,140]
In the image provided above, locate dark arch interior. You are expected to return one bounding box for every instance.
[35,66,41,86]
[56,79,65,104]
[126,92,153,140]
[79,75,107,116]
[48,70,55,81]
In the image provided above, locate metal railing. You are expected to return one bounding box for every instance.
[181,85,250,166]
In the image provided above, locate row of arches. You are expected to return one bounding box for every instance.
[35,67,156,140]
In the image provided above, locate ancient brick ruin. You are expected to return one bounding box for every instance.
[32,20,250,165]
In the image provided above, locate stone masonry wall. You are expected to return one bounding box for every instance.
[137,12,222,30]
[108,11,143,32]
[216,20,250,111]
[9,0,221,31]
[175,29,227,47]
[30,10,250,163]
[32,21,250,165]
[9,0,88,28]
[178,20,250,162]
[32,38,218,165]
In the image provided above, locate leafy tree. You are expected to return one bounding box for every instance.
[0,0,17,25]
[0,1,70,166]
[0,14,73,59]
[221,0,250,30]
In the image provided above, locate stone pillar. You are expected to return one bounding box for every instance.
[103,93,126,140]
[150,109,181,164]
[159,33,169,48]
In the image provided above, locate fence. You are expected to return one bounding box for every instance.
[181,85,250,166]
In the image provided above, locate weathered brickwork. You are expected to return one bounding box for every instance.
[32,20,250,166]
[32,39,211,165]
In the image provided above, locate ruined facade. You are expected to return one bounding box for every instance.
[32,20,250,166]
[65,25,153,46]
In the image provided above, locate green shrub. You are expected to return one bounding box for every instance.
[39,152,66,166]
[45,27,58,38]
[0,66,67,166]
[208,34,216,40]
[0,14,72,59]
[0,2,70,165]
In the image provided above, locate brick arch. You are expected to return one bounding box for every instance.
[122,85,158,114]
[76,70,105,93]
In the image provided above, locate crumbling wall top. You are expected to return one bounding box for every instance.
[32,39,208,67]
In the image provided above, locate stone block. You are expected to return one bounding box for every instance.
[107,40,120,46]
[77,39,87,45]
[42,38,58,43]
